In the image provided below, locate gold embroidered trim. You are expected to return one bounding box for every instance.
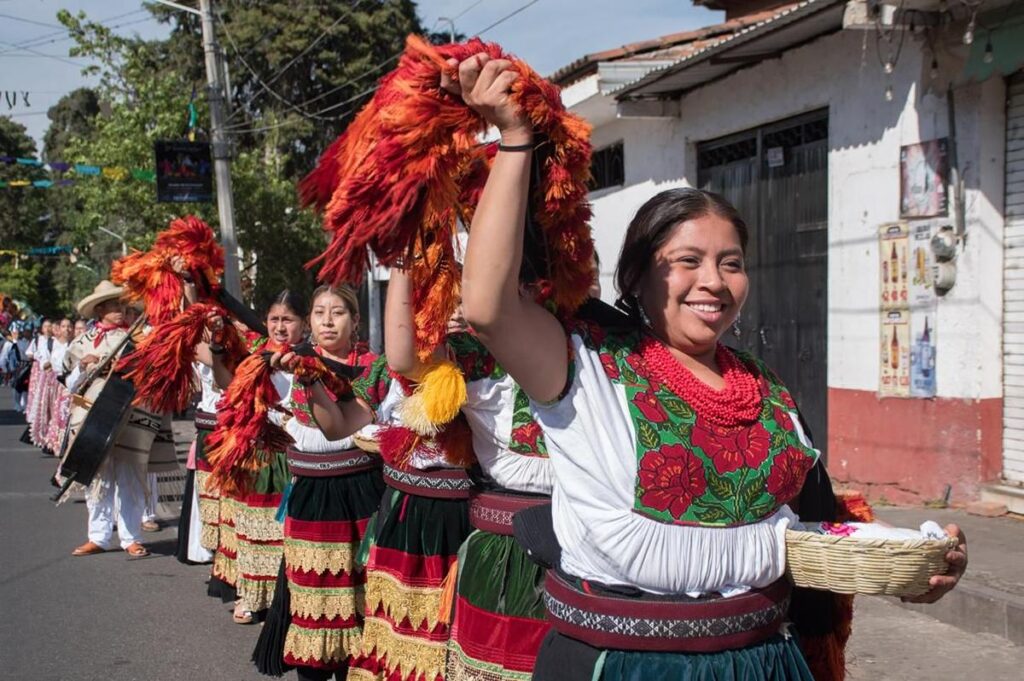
[289,584,363,621]
[197,488,221,523]
[219,497,238,523]
[195,470,220,500]
[365,571,443,630]
[285,538,358,576]
[218,525,239,554]
[283,624,363,666]
[200,524,219,552]
[237,574,276,612]
[213,551,237,585]
[346,667,379,681]
[359,616,447,681]
[446,641,531,681]
[235,506,284,542]
[237,541,283,578]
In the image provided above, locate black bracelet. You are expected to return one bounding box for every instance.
[209,342,225,355]
[497,142,535,153]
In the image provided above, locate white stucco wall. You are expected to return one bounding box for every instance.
[569,28,1005,400]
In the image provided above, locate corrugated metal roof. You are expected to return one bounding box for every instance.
[612,0,846,99]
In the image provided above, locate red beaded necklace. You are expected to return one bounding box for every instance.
[637,335,764,428]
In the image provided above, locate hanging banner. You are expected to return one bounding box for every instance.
[154,140,213,203]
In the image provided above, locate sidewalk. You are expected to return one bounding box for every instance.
[874,506,1024,645]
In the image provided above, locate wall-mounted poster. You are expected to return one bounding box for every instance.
[154,140,213,203]
[900,138,949,219]
[908,222,938,397]
[880,309,911,398]
[879,222,909,310]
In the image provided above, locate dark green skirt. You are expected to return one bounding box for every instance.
[447,530,548,680]
[534,630,815,681]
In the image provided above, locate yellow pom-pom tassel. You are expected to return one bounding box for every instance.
[397,359,468,437]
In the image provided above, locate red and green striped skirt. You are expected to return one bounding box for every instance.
[348,479,472,681]
[235,448,289,613]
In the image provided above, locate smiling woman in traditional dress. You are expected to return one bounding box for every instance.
[445,54,968,681]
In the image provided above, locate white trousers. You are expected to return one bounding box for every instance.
[143,472,158,521]
[187,480,213,563]
[86,458,147,549]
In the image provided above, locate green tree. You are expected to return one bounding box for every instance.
[43,87,101,162]
[153,0,435,174]
[58,9,217,278]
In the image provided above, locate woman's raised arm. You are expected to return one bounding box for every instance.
[454,54,568,403]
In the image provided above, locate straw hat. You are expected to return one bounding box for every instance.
[77,280,124,319]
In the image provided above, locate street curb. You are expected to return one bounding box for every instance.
[888,580,1024,646]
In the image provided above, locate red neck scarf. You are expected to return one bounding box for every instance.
[93,321,128,348]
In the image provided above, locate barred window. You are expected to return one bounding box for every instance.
[589,141,624,192]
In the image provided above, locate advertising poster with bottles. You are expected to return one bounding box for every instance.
[879,223,911,397]
[879,221,937,398]
[909,223,937,397]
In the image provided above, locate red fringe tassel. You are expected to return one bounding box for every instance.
[304,35,593,360]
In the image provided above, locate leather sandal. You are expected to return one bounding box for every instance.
[72,541,107,557]
[233,601,254,624]
[124,542,150,558]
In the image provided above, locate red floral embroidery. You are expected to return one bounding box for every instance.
[632,391,668,423]
[511,421,543,452]
[638,444,707,518]
[766,446,815,503]
[774,406,794,432]
[691,419,770,474]
[779,388,797,410]
[599,351,620,380]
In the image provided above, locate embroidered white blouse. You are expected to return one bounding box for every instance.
[531,330,818,597]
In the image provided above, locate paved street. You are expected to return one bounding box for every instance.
[1,389,1023,680]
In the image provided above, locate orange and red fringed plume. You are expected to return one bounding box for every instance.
[117,304,231,413]
[801,491,875,681]
[305,35,594,360]
[292,355,354,402]
[110,216,225,325]
[297,132,349,212]
[204,340,290,497]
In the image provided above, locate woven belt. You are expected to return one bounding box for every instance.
[286,447,380,478]
[469,490,550,536]
[194,410,217,431]
[544,572,790,653]
[382,464,474,499]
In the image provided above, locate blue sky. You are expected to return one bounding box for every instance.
[1,0,720,152]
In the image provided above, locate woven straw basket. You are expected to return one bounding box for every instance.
[352,432,380,454]
[785,529,958,597]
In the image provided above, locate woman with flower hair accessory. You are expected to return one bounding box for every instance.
[446,53,969,681]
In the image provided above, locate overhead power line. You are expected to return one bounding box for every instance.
[0,10,151,56]
[225,0,546,136]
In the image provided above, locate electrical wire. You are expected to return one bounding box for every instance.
[225,0,547,135]
[0,12,67,31]
[0,40,84,67]
[472,0,542,37]
[263,0,368,87]
[0,9,149,55]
